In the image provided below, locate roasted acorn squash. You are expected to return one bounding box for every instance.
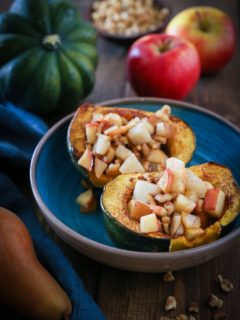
[68,103,195,187]
[0,0,97,114]
[101,163,240,252]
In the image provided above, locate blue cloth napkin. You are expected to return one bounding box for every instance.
[0,103,105,320]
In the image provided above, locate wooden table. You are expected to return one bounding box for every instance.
[1,1,239,319]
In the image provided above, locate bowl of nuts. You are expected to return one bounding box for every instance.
[90,0,171,41]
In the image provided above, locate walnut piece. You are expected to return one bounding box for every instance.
[165,296,177,311]
[187,302,199,313]
[218,274,233,293]
[208,294,223,309]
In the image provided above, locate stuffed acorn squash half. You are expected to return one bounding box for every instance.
[68,103,195,187]
[101,158,240,252]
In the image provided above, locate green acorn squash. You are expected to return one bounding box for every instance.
[0,0,97,114]
[101,163,240,252]
[68,103,196,187]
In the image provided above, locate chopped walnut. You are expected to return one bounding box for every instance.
[165,296,177,311]
[218,274,233,293]
[187,302,199,313]
[212,311,227,320]
[163,271,174,282]
[208,294,223,309]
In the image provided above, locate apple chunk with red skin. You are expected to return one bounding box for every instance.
[78,149,93,171]
[203,188,226,218]
[166,6,236,73]
[140,213,161,233]
[157,168,174,193]
[127,33,200,100]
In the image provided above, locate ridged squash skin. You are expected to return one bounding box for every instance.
[68,103,196,187]
[0,0,97,114]
[101,163,240,252]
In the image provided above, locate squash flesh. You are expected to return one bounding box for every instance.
[101,163,240,252]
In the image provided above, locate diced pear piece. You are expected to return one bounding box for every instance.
[104,125,119,135]
[129,200,152,221]
[147,149,168,164]
[133,180,160,203]
[170,213,181,236]
[141,118,154,134]
[156,122,174,138]
[128,123,152,145]
[140,213,161,233]
[181,212,201,229]
[203,188,226,218]
[174,194,196,213]
[103,146,115,163]
[85,122,98,144]
[166,157,186,193]
[94,158,107,178]
[119,154,145,174]
[184,190,198,202]
[78,149,93,171]
[93,134,110,155]
[186,169,207,198]
[76,189,96,212]
[157,168,174,193]
[115,144,133,161]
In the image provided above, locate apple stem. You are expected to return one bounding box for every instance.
[195,10,209,32]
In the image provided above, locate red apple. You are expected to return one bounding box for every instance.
[127,34,200,100]
[166,7,236,73]
[157,168,174,193]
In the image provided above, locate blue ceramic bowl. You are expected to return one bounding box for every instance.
[30,98,240,272]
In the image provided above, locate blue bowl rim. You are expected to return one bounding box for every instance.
[30,97,240,260]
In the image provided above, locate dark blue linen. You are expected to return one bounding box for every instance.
[0,103,105,320]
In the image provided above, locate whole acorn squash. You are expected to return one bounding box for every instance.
[101,163,240,252]
[0,0,97,114]
[68,103,196,187]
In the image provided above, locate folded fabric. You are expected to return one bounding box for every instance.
[0,103,105,320]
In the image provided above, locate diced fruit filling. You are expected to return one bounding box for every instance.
[127,158,226,240]
[78,105,174,177]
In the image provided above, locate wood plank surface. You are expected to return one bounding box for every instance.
[0,0,239,319]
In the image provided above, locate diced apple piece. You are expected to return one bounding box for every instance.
[94,157,107,178]
[186,169,207,198]
[103,146,115,163]
[141,118,154,134]
[103,125,119,135]
[140,213,161,233]
[175,222,184,236]
[93,134,110,155]
[203,188,226,218]
[107,125,128,137]
[133,180,160,203]
[185,227,205,241]
[104,113,122,126]
[155,105,171,121]
[174,194,196,213]
[184,190,198,202]
[76,189,96,212]
[78,149,93,171]
[205,181,214,190]
[170,213,181,236]
[128,123,152,145]
[129,200,153,221]
[115,144,133,161]
[92,112,103,121]
[182,212,201,229]
[156,122,174,138]
[147,149,168,164]
[85,122,98,144]
[166,157,185,171]
[119,154,145,174]
[166,157,186,193]
[157,168,174,193]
